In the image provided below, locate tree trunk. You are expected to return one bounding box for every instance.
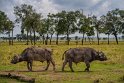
[88,36,91,44]
[45,34,48,45]
[91,38,94,44]
[76,39,78,45]
[82,33,85,45]
[67,33,70,45]
[42,35,45,44]
[26,31,29,45]
[96,30,99,45]
[114,34,118,44]
[8,32,11,45]
[50,34,53,45]
[107,34,110,45]
[56,34,59,45]
[33,30,36,45]
[12,29,13,45]
[85,37,86,42]
[30,30,33,45]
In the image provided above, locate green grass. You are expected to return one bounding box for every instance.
[0,41,124,83]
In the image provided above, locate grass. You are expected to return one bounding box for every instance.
[0,77,26,83]
[0,41,124,83]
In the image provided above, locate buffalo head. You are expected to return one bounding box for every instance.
[11,55,20,64]
[97,51,107,61]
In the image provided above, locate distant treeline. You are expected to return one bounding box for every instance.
[0,4,124,45]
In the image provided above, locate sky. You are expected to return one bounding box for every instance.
[0,0,124,37]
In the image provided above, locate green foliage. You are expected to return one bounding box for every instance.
[0,11,6,33]
[14,4,42,45]
[0,11,14,34]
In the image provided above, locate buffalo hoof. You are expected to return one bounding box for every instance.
[62,70,64,72]
[44,69,48,71]
[28,70,33,72]
[71,71,74,72]
[53,68,56,71]
[84,69,89,72]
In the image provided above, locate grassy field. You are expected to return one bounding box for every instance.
[0,41,124,83]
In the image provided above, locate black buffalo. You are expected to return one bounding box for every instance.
[11,46,55,71]
[62,47,107,72]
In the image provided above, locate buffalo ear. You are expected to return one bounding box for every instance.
[13,56,17,59]
[96,51,101,57]
[14,54,17,56]
[13,54,18,59]
[96,51,99,55]
[99,51,102,53]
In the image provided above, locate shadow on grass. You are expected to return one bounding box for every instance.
[55,70,94,73]
[2,70,95,73]
[4,69,123,75]
[2,70,48,72]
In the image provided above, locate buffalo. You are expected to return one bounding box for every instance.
[11,46,55,71]
[62,47,107,72]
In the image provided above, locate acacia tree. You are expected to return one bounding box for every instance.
[24,10,41,45]
[0,11,7,36]
[100,15,112,44]
[0,11,14,45]
[37,17,52,45]
[91,15,103,45]
[58,11,78,45]
[14,4,42,45]
[43,13,56,45]
[4,20,14,45]
[52,11,67,45]
[119,10,124,38]
[40,18,50,45]
[78,14,92,45]
[37,20,47,44]
[48,14,55,45]
[26,12,41,45]
[104,9,122,44]
[14,4,30,44]
[86,25,95,44]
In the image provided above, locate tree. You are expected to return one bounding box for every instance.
[104,9,122,44]
[49,27,55,45]
[43,13,55,45]
[0,11,14,45]
[100,15,112,44]
[91,15,103,45]
[14,4,42,45]
[26,12,41,45]
[41,18,50,45]
[75,36,80,45]
[37,20,47,44]
[53,11,67,45]
[57,11,78,45]
[86,25,95,44]
[14,4,32,45]
[48,14,55,45]
[119,10,124,37]
[0,11,7,35]
[4,20,14,45]
[78,13,91,45]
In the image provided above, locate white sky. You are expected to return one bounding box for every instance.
[0,0,124,37]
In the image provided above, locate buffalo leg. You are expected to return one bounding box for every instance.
[69,61,74,72]
[62,60,68,71]
[29,61,33,71]
[84,61,90,72]
[50,60,55,71]
[45,61,50,70]
[27,62,32,71]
